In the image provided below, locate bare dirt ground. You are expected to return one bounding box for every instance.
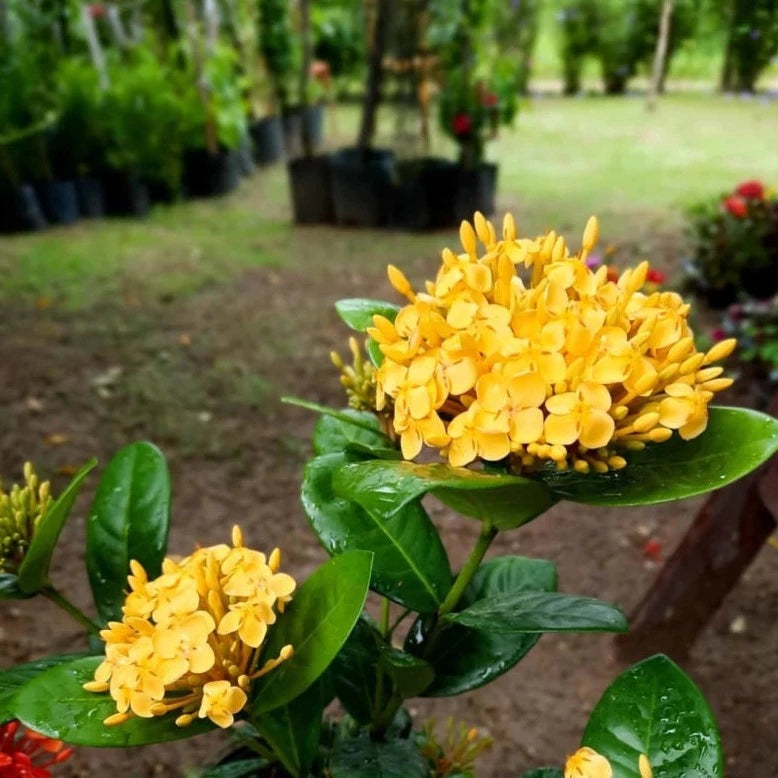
[1,213,776,778]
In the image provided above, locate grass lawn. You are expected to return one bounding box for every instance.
[1,94,777,312]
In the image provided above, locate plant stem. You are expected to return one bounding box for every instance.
[439,522,498,618]
[379,596,391,637]
[370,691,403,741]
[41,585,101,636]
[387,608,411,638]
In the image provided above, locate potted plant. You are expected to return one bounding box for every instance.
[286,0,334,224]
[48,57,106,218]
[102,50,188,214]
[256,0,299,162]
[685,180,778,308]
[329,0,396,227]
[180,43,247,198]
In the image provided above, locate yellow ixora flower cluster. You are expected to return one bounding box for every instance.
[84,526,295,729]
[367,213,736,472]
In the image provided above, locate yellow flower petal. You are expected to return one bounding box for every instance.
[510,407,544,444]
[544,413,579,446]
[476,431,511,461]
[578,382,611,412]
[546,392,578,415]
[579,410,615,449]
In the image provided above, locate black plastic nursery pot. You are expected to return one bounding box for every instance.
[102,169,151,217]
[453,162,498,221]
[0,184,47,233]
[287,155,334,224]
[389,159,431,231]
[75,176,104,218]
[741,265,778,300]
[304,103,325,152]
[330,147,396,227]
[183,148,241,199]
[282,108,304,159]
[250,115,285,165]
[35,179,79,225]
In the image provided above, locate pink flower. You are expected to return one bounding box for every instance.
[711,328,726,342]
[585,253,602,269]
[88,3,106,18]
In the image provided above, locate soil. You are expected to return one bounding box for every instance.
[1,196,776,778]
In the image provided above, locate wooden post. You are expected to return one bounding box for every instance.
[647,0,674,111]
[616,395,778,662]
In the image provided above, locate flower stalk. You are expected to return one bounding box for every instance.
[40,584,101,636]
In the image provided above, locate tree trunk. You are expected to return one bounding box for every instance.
[719,0,736,92]
[298,0,313,157]
[357,0,391,155]
[647,0,674,110]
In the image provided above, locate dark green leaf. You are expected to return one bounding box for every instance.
[252,678,327,778]
[334,460,556,531]
[17,460,97,594]
[582,654,723,778]
[312,410,392,457]
[200,759,270,778]
[0,653,90,725]
[13,656,214,745]
[536,407,778,506]
[330,617,381,724]
[0,573,32,600]
[519,770,563,778]
[252,550,373,715]
[335,298,401,332]
[302,453,452,613]
[409,556,557,696]
[445,592,628,634]
[87,442,171,624]
[379,646,434,698]
[329,730,428,778]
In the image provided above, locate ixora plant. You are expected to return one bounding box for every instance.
[1,215,778,778]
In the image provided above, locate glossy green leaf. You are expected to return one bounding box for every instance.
[329,731,428,778]
[312,410,392,456]
[335,298,401,331]
[0,653,90,725]
[200,759,270,778]
[334,460,556,531]
[446,592,628,634]
[380,646,434,699]
[519,770,563,778]
[252,679,328,778]
[407,556,557,696]
[302,453,451,613]
[536,407,778,506]
[0,573,32,600]
[330,616,381,724]
[582,655,723,778]
[17,459,97,594]
[252,550,373,715]
[87,442,171,624]
[13,656,214,745]
[366,338,385,367]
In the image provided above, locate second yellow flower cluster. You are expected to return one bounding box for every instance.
[368,213,736,472]
[84,526,295,729]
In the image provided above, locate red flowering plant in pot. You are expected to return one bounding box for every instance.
[685,179,778,308]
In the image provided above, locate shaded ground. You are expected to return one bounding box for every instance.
[1,97,777,777]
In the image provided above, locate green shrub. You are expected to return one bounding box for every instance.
[724,0,778,92]
[312,0,364,80]
[258,0,299,112]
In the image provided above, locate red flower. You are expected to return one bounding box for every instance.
[482,91,499,108]
[606,265,620,284]
[88,3,106,18]
[452,113,472,137]
[646,268,666,285]
[735,179,764,200]
[723,195,748,218]
[0,722,73,777]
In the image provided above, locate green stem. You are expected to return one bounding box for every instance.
[370,691,403,741]
[41,585,101,636]
[439,522,498,618]
[387,607,411,638]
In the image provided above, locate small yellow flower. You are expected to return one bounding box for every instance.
[199,680,247,729]
[545,382,615,450]
[85,526,295,730]
[565,746,613,778]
